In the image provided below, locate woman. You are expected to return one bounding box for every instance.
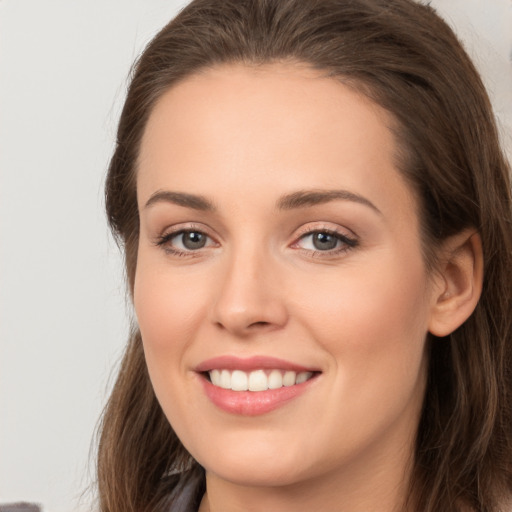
[98,0,512,511]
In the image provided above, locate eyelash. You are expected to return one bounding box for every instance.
[155,225,215,258]
[155,226,358,259]
[292,228,358,257]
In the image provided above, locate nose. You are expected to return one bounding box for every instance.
[209,246,288,337]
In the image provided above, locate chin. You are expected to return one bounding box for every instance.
[188,432,313,487]
[203,456,309,488]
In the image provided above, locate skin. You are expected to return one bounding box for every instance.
[134,62,480,512]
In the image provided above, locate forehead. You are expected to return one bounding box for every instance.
[140,62,395,166]
[137,62,417,224]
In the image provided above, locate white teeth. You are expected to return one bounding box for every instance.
[283,371,296,387]
[208,369,314,391]
[220,369,231,389]
[296,371,313,384]
[231,370,248,391]
[268,369,283,389]
[210,369,221,386]
[248,370,268,391]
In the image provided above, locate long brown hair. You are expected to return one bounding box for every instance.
[99,1,512,510]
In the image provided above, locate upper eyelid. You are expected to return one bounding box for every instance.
[159,222,216,238]
[293,222,357,239]
[154,222,358,246]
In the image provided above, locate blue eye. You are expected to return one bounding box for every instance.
[157,229,215,255]
[310,232,339,250]
[296,230,358,253]
[175,231,208,250]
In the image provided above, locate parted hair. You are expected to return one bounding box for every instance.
[99,1,512,510]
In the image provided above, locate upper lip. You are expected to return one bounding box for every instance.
[195,355,319,373]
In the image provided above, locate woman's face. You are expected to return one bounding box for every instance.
[134,63,439,491]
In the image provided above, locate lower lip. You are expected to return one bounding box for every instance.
[199,374,317,416]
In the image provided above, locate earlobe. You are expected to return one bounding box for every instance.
[428,230,484,337]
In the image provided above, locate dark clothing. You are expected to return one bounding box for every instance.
[161,467,205,512]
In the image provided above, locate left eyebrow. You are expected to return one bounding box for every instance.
[276,189,382,215]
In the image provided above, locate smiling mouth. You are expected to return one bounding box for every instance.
[196,356,321,414]
[205,369,317,392]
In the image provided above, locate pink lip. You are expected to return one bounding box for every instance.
[195,355,317,373]
[195,356,320,416]
[199,376,318,416]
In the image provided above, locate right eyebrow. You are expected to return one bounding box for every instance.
[276,188,382,215]
[144,190,216,211]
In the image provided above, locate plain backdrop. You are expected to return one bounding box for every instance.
[0,1,511,511]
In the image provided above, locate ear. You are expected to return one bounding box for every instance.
[428,230,483,337]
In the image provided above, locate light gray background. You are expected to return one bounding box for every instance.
[1,1,511,511]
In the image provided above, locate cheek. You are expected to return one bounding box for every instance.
[288,254,430,458]
[133,259,213,434]
[133,255,210,369]
[294,251,430,395]
[301,252,428,344]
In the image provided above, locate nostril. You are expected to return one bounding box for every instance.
[249,321,270,328]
